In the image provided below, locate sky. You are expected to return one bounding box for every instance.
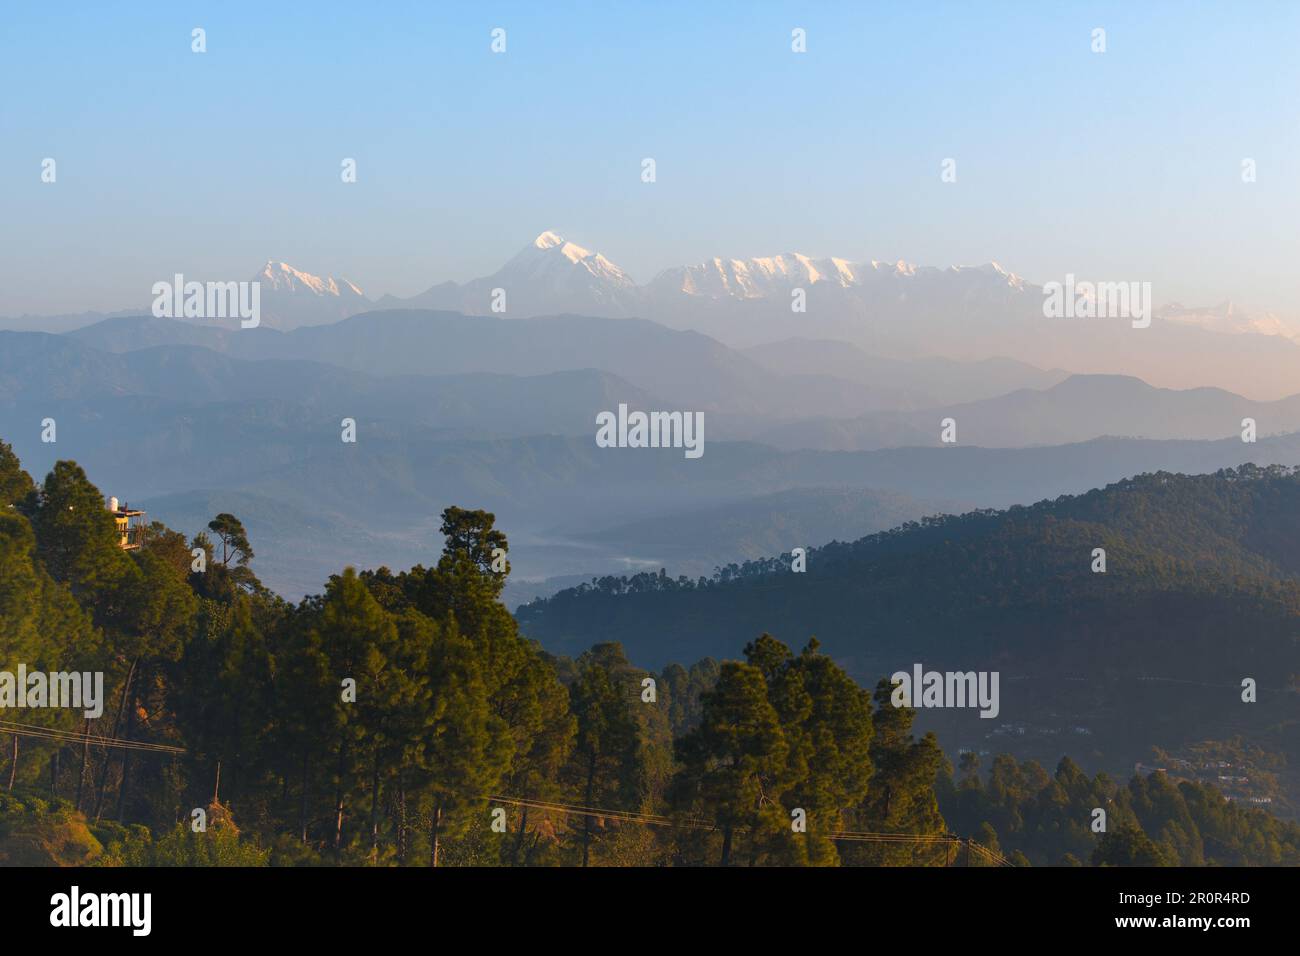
[2,0,1298,316]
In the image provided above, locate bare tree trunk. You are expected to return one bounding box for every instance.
[94,657,137,821]
[114,686,139,820]
[6,734,17,791]
[512,803,530,865]
[75,719,90,811]
[50,748,60,799]
[720,823,733,867]
[369,752,381,862]
[582,757,596,867]
[429,801,443,868]
[299,747,309,843]
[333,737,348,856]
[396,780,407,864]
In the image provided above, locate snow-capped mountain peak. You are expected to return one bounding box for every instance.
[246,261,370,329]
[533,230,566,251]
[863,258,917,277]
[257,261,365,299]
[653,252,934,298]
[511,232,636,288]
[957,261,1027,290]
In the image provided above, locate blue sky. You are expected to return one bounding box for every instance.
[2,1,1297,315]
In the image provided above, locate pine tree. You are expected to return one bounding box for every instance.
[766,637,874,865]
[313,568,401,857]
[672,661,789,866]
[842,678,947,866]
[496,650,574,865]
[416,614,512,867]
[176,595,274,821]
[1092,823,1171,866]
[0,441,34,511]
[565,643,644,866]
[359,607,430,862]
[389,508,574,864]
[33,461,137,628]
[0,510,97,792]
[107,547,197,823]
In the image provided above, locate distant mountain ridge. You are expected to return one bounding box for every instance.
[755,374,1300,451]
[375,230,1038,326]
[8,231,1298,400]
[61,312,1051,427]
[56,315,1300,450]
[256,260,370,328]
[359,231,1300,400]
[0,329,657,436]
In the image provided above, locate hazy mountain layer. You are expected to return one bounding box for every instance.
[757,374,1300,451]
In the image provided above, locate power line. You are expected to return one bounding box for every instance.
[487,793,1012,865]
[0,720,185,754]
[0,732,1011,864]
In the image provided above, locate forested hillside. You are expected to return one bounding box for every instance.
[1,441,1295,866]
[519,466,1300,804]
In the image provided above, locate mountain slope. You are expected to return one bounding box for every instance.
[757,374,1300,450]
[742,338,1070,407]
[0,332,659,436]
[63,311,898,425]
[515,467,1300,789]
[517,466,1300,666]
[562,485,966,577]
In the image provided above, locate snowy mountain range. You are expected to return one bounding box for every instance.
[254,260,371,328]
[10,232,1291,342]
[5,231,1298,398]
[163,239,1049,342]
[371,231,1036,328]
